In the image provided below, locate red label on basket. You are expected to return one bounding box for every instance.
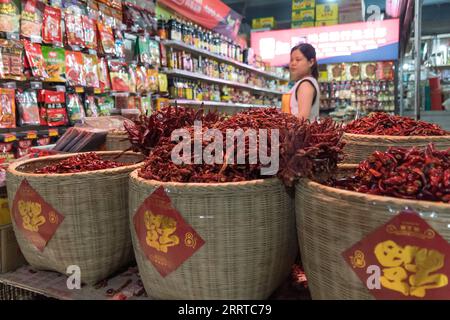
[133,186,205,277]
[342,210,450,299]
[12,179,64,252]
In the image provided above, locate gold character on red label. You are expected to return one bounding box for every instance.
[374,240,448,297]
[18,200,46,232]
[144,210,180,253]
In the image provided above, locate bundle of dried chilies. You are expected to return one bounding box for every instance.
[35,152,127,174]
[344,112,449,136]
[330,143,450,203]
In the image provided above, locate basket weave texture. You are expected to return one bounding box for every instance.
[295,164,450,299]
[105,134,132,151]
[342,133,450,164]
[129,171,298,299]
[6,152,144,285]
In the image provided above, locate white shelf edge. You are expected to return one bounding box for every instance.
[161,40,289,82]
[165,69,284,95]
[170,99,279,109]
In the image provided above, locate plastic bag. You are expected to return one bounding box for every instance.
[83,53,100,88]
[66,93,85,125]
[0,0,20,35]
[97,22,115,55]
[23,39,48,79]
[42,45,65,82]
[108,60,130,92]
[0,88,16,128]
[20,0,44,42]
[42,5,62,46]
[82,16,97,50]
[65,50,85,86]
[16,89,40,126]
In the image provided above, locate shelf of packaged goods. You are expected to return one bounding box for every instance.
[170,99,279,109]
[164,69,284,96]
[161,40,289,82]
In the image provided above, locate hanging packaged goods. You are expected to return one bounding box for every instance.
[42,5,62,46]
[0,88,16,128]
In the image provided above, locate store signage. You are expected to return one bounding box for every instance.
[12,179,64,252]
[251,19,399,66]
[133,186,205,277]
[158,0,242,40]
[342,210,450,299]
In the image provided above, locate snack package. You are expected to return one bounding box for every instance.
[97,22,115,55]
[376,61,394,81]
[38,89,67,126]
[0,0,20,35]
[128,65,137,93]
[98,2,114,28]
[16,89,40,126]
[42,5,62,46]
[98,57,111,92]
[82,16,97,50]
[65,13,84,48]
[135,65,147,93]
[123,34,137,63]
[42,45,65,82]
[96,95,114,116]
[141,95,152,115]
[147,68,159,92]
[158,73,168,93]
[65,50,84,86]
[361,62,377,80]
[15,134,35,158]
[0,39,24,80]
[346,63,361,80]
[86,0,99,20]
[123,4,145,33]
[20,0,44,42]
[137,36,150,65]
[110,0,122,11]
[0,88,16,128]
[114,29,125,59]
[108,60,130,92]
[66,93,85,124]
[84,94,98,117]
[83,53,100,88]
[327,63,345,81]
[0,140,15,164]
[148,39,160,66]
[23,39,48,79]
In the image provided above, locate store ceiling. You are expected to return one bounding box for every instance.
[223,0,450,35]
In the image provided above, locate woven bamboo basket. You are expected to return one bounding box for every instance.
[342,133,450,164]
[129,171,298,300]
[105,133,132,151]
[6,152,144,285]
[295,164,450,300]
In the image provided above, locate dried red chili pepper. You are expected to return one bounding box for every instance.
[34,152,128,174]
[345,112,449,136]
[330,143,450,203]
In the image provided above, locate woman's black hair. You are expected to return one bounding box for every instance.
[291,43,319,79]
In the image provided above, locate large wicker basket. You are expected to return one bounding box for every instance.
[129,170,298,300]
[342,133,450,164]
[105,134,132,151]
[6,152,144,285]
[295,164,450,300]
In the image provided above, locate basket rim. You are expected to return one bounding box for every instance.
[129,169,280,188]
[7,151,144,178]
[343,132,450,141]
[299,163,450,209]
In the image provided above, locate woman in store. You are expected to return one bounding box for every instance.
[282,43,320,121]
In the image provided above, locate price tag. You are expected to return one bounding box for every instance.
[94,88,102,94]
[48,129,58,137]
[26,131,37,140]
[30,81,42,89]
[75,87,84,93]
[4,134,16,143]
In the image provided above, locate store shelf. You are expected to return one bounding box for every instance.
[432,65,450,69]
[164,69,284,96]
[170,99,279,109]
[162,40,289,82]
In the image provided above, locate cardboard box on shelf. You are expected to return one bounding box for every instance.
[1,225,27,273]
[252,17,276,30]
[315,20,338,27]
[339,11,363,24]
[292,0,315,11]
[316,3,339,21]
[291,21,315,28]
[292,9,315,22]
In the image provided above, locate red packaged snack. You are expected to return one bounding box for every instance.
[82,16,97,50]
[0,39,25,81]
[135,65,148,93]
[0,140,15,164]
[23,39,48,79]
[38,89,67,127]
[98,57,111,91]
[20,0,44,42]
[16,89,40,126]
[97,22,115,55]
[83,53,100,88]
[65,50,84,86]
[0,88,15,128]
[108,60,130,92]
[65,13,84,48]
[42,5,62,46]
[128,64,137,93]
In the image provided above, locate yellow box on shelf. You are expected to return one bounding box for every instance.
[292,9,315,22]
[315,20,338,26]
[291,21,315,29]
[0,197,10,226]
[292,0,315,11]
[316,3,339,21]
[252,17,276,29]
[318,71,328,82]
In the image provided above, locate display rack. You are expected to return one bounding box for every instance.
[169,99,275,109]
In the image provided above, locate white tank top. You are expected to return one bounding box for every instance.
[289,76,320,121]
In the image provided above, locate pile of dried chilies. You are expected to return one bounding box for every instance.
[131,107,345,184]
[344,112,449,136]
[34,153,127,174]
[330,143,450,203]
